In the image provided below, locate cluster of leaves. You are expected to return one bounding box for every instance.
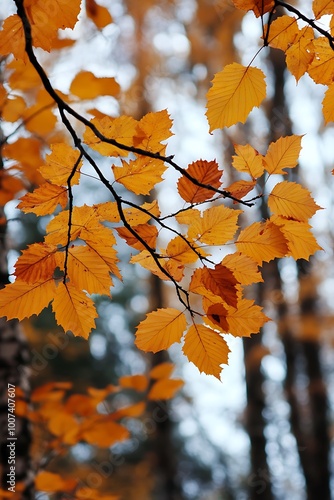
[0,363,183,499]
[0,0,328,379]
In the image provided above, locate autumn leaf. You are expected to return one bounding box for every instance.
[206,303,229,332]
[135,308,187,352]
[39,143,82,186]
[232,144,264,178]
[18,183,68,216]
[0,15,26,60]
[35,471,77,493]
[52,282,98,339]
[313,0,334,18]
[183,324,230,379]
[264,135,303,174]
[226,298,269,337]
[187,206,242,245]
[134,110,173,154]
[65,245,113,295]
[177,160,222,203]
[113,157,166,195]
[70,71,120,99]
[271,216,322,260]
[226,180,256,200]
[232,0,274,17]
[267,15,299,52]
[322,83,334,123]
[201,264,239,307]
[236,220,288,264]
[86,0,113,28]
[14,243,58,283]
[149,362,175,379]
[119,374,148,392]
[148,378,184,400]
[116,224,158,251]
[0,278,56,321]
[285,27,314,82]
[308,38,334,85]
[222,252,263,285]
[268,181,322,221]
[80,416,129,447]
[206,63,266,130]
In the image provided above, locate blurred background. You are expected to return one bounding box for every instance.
[1,1,334,499]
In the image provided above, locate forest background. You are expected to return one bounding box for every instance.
[0,0,334,499]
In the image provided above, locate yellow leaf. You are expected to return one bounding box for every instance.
[85,236,121,280]
[134,110,173,154]
[52,282,97,339]
[0,278,56,321]
[188,206,242,245]
[232,144,264,178]
[308,37,334,85]
[123,200,160,225]
[130,251,169,281]
[236,220,288,264]
[14,243,58,283]
[86,0,113,28]
[313,0,334,18]
[148,378,184,400]
[267,15,299,52]
[66,245,113,295]
[149,362,175,379]
[70,71,120,99]
[227,298,269,337]
[183,324,230,378]
[83,115,138,157]
[322,83,334,123]
[39,143,82,186]
[268,181,322,221]
[166,236,201,264]
[271,216,322,260]
[113,157,166,195]
[18,183,68,215]
[35,471,77,493]
[206,63,266,130]
[119,374,148,392]
[177,159,222,203]
[222,252,263,285]
[285,27,314,82]
[264,135,303,175]
[135,308,187,353]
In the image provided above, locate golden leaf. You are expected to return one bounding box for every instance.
[222,252,263,285]
[148,378,184,400]
[308,37,334,85]
[206,63,266,130]
[116,224,158,251]
[188,206,242,245]
[236,220,288,264]
[15,243,58,283]
[18,183,68,216]
[183,324,230,379]
[80,416,129,447]
[271,216,322,260]
[134,110,173,154]
[227,298,269,337]
[113,157,166,195]
[268,181,322,221]
[39,143,82,186]
[70,71,120,99]
[285,27,314,82]
[52,282,97,339]
[264,135,303,175]
[135,308,187,352]
[119,375,148,392]
[267,15,299,52]
[232,144,264,178]
[313,0,334,18]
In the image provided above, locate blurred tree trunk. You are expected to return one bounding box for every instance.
[0,89,34,497]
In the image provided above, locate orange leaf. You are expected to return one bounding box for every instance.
[206,303,229,332]
[177,159,222,203]
[236,220,288,264]
[232,0,274,17]
[166,235,201,264]
[48,412,79,444]
[113,157,166,195]
[0,278,56,321]
[148,378,184,400]
[14,243,58,283]
[35,471,77,493]
[313,0,334,19]
[232,144,264,178]
[116,224,158,251]
[308,37,334,85]
[268,181,322,221]
[222,252,263,285]
[264,135,303,175]
[135,308,187,353]
[52,282,97,339]
[206,63,266,130]
[39,143,82,186]
[0,172,25,205]
[86,0,113,28]
[201,264,238,307]
[285,27,314,82]
[18,183,68,215]
[183,324,230,378]
[0,15,26,60]
[271,216,322,260]
[119,374,148,392]
[227,298,269,337]
[80,417,129,447]
[70,71,119,99]
[123,200,160,226]
[226,180,256,200]
[149,362,175,379]
[64,245,113,295]
[187,206,242,245]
